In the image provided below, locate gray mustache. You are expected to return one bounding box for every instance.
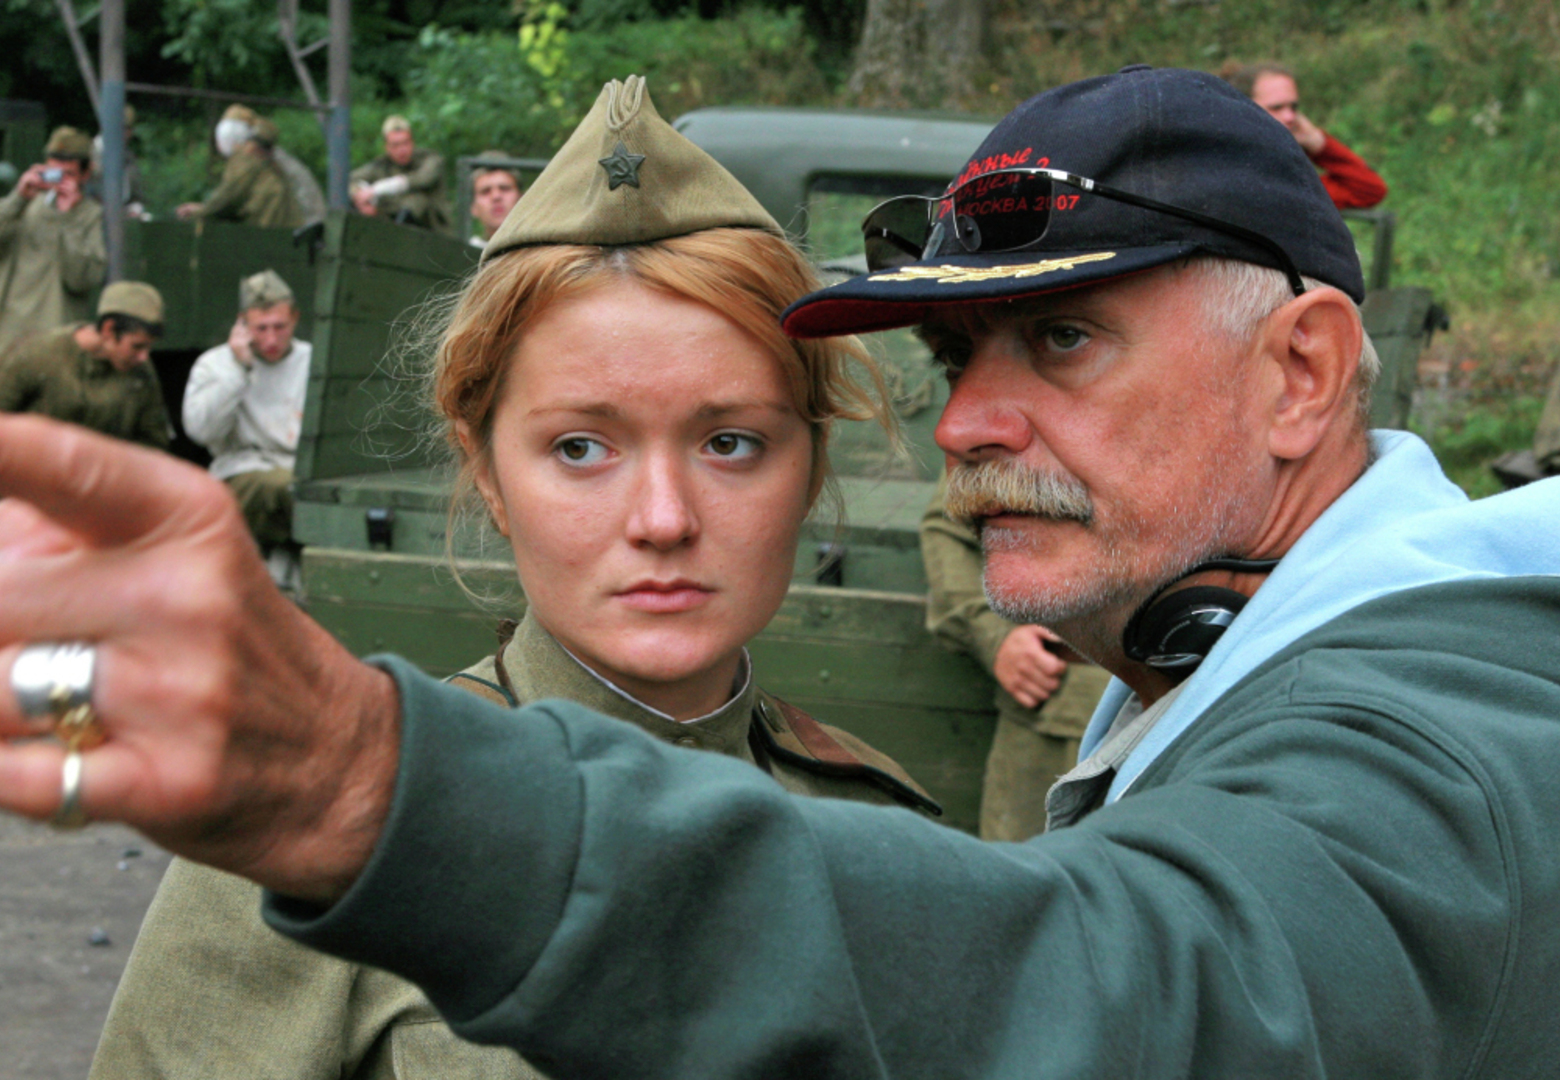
[945,459,1094,527]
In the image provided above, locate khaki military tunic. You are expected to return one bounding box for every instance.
[0,325,169,448]
[90,611,933,1080]
[0,188,105,357]
[200,150,302,229]
[350,148,451,232]
[919,469,1113,841]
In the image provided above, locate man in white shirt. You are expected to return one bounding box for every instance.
[182,270,311,557]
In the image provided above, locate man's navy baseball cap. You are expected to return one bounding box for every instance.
[782,65,1365,339]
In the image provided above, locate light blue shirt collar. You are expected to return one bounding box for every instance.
[1078,430,1560,803]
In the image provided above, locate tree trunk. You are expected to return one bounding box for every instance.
[849,0,988,109]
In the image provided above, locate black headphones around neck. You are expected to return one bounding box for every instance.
[1121,557,1280,674]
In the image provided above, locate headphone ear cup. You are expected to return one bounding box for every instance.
[1122,586,1250,671]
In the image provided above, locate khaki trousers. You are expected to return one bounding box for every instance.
[225,468,294,550]
[979,718,1081,842]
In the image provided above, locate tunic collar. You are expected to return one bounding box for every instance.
[499,610,758,761]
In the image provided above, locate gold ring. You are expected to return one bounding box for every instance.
[51,750,90,830]
[54,702,105,752]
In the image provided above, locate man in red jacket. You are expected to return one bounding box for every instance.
[1223,62,1387,210]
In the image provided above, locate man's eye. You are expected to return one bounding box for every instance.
[555,437,607,466]
[932,346,971,381]
[706,432,762,460]
[1044,325,1088,351]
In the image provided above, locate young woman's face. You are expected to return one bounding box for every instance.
[471,279,815,716]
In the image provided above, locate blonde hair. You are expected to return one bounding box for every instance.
[381,115,412,137]
[429,228,892,584]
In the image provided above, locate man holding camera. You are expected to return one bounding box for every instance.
[0,126,107,358]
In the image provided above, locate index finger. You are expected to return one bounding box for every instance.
[0,416,226,547]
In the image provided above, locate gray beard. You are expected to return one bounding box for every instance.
[978,469,1255,640]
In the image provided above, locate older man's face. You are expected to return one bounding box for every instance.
[929,267,1274,641]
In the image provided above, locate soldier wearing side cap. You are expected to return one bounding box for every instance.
[89,77,934,1080]
[0,126,107,357]
[0,281,169,449]
[183,270,311,555]
[177,113,302,229]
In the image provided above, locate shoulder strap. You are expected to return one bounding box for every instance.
[445,671,516,708]
[754,694,942,817]
[444,641,522,709]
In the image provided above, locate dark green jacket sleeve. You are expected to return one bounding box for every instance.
[266,578,1553,1079]
[404,150,445,195]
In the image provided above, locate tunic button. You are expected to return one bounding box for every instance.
[675,735,700,749]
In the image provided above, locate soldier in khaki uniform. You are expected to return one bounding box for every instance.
[350,115,451,231]
[0,126,106,358]
[0,280,168,449]
[91,76,936,1080]
[922,469,1112,840]
[177,114,301,229]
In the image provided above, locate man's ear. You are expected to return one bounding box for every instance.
[1258,286,1362,461]
[455,421,509,538]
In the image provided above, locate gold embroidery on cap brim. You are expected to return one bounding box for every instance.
[869,251,1118,284]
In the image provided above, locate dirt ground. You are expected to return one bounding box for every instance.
[0,814,171,1080]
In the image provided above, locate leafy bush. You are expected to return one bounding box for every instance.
[1411,393,1544,498]
[400,6,824,157]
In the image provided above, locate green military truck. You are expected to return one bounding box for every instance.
[97,108,1441,833]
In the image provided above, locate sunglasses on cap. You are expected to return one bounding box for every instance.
[861,166,1308,297]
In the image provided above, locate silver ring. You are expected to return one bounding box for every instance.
[11,642,95,722]
[51,750,89,830]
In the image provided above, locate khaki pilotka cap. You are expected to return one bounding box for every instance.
[249,116,280,148]
[45,126,94,162]
[240,270,294,311]
[482,75,782,261]
[98,281,165,326]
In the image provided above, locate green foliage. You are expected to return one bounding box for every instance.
[158,0,323,87]
[400,7,823,158]
[1411,393,1544,498]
